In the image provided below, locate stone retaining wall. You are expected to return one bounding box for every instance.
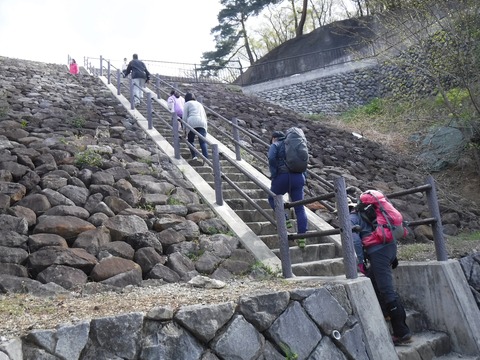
[253,60,439,115]
[0,285,370,360]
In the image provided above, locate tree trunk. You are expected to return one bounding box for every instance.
[296,0,308,38]
[241,18,255,65]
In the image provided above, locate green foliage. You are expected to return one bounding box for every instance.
[250,261,281,277]
[71,116,86,128]
[186,249,205,262]
[138,157,153,165]
[435,88,470,108]
[363,98,384,115]
[137,202,155,212]
[279,343,298,360]
[341,98,385,122]
[74,149,103,168]
[20,119,28,128]
[167,197,183,205]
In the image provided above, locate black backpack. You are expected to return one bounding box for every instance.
[284,127,309,173]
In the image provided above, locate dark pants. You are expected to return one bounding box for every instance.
[367,243,410,337]
[188,127,208,158]
[268,172,307,233]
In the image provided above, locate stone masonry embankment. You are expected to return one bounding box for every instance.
[1,284,374,359]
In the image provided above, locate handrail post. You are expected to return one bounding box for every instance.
[334,176,358,279]
[99,55,103,77]
[116,69,121,95]
[107,60,111,84]
[129,78,135,110]
[156,75,160,99]
[274,194,292,278]
[147,92,153,129]
[172,112,181,159]
[212,144,223,206]
[426,175,448,261]
[232,118,242,161]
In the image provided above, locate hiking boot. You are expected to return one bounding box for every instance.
[392,333,412,345]
[285,219,293,229]
[297,238,306,249]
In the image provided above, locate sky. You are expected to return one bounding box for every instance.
[0,0,222,68]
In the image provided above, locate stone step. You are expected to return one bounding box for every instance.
[223,189,268,200]
[291,257,345,276]
[260,230,340,249]
[396,331,451,360]
[272,243,337,263]
[245,221,277,236]
[201,172,253,182]
[226,198,271,209]
[208,181,262,192]
[235,209,275,222]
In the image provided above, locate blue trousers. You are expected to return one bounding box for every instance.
[367,243,410,337]
[268,172,308,233]
[188,127,208,158]
[367,243,398,305]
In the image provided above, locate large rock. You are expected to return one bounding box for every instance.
[104,214,149,241]
[33,215,96,243]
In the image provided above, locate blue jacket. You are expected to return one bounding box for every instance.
[268,140,288,178]
[350,210,392,263]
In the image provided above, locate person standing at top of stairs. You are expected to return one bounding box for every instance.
[267,130,308,248]
[123,53,150,106]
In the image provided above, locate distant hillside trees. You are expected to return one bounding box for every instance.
[201,0,339,68]
[201,0,283,71]
[367,0,480,172]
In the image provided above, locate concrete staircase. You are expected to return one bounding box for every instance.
[136,90,347,277]
[393,309,479,360]
[99,75,479,360]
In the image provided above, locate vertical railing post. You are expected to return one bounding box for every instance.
[107,60,111,84]
[334,176,358,279]
[212,144,223,206]
[274,194,292,278]
[232,118,242,161]
[156,76,160,100]
[172,112,181,160]
[129,78,135,110]
[426,175,448,261]
[147,92,153,129]
[116,69,121,95]
[99,55,103,77]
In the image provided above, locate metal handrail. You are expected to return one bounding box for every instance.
[91,57,448,279]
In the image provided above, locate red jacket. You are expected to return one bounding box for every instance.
[69,63,79,75]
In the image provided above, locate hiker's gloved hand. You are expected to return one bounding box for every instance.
[392,257,399,269]
[358,263,367,275]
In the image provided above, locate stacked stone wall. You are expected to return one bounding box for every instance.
[0,286,371,360]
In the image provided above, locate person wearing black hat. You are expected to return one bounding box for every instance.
[349,195,412,345]
[267,130,308,248]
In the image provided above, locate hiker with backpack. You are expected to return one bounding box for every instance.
[349,190,412,345]
[267,129,308,248]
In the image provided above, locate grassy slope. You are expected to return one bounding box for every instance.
[317,96,480,261]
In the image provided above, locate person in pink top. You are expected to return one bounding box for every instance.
[69,59,79,75]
